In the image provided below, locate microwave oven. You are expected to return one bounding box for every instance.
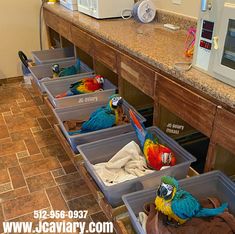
[193,0,235,87]
[77,0,134,19]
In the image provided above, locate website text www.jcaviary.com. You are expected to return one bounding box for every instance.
[2,210,114,234]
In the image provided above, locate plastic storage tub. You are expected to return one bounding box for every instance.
[60,0,78,11]
[32,47,75,65]
[54,99,146,153]
[29,59,93,92]
[42,74,117,108]
[122,170,235,234]
[77,126,196,207]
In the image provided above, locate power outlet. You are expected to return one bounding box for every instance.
[172,0,182,5]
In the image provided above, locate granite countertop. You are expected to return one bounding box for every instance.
[44,3,235,109]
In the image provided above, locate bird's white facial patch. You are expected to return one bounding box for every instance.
[161,152,172,164]
[96,77,104,84]
[111,96,122,107]
[162,182,174,196]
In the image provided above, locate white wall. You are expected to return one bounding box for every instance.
[0,0,47,79]
[153,0,200,18]
[0,0,200,79]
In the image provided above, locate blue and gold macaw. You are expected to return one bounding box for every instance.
[68,94,123,135]
[52,59,81,78]
[155,176,228,225]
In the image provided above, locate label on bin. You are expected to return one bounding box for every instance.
[166,123,184,135]
[78,96,98,104]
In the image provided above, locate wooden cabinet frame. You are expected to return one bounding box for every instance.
[43,8,235,174]
[156,74,217,138]
[205,106,235,172]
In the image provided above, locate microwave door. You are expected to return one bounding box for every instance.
[213,3,235,86]
[78,0,91,11]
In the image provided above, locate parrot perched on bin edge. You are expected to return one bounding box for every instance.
[129,109,176,170]
[68,94,123,135]
[52,59,81,78]
[155,176,228,225]
[55,75,104,98]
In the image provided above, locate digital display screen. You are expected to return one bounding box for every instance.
[202,20,214,31]
[200,40,212,50]
[201,29,213,40]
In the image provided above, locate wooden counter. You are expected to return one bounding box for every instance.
[43,4,235,175]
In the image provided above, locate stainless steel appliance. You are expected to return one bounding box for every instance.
[193,0,235,87]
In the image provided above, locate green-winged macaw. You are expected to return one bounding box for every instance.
[129,109,176,170]
[55,75,104,98]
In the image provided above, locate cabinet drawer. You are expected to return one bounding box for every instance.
[71,26,92,55]
[120,55,156,98]
[212,108,235,153]
[158,75,217,137]
[44,10,60,32]
[94,39,117,73]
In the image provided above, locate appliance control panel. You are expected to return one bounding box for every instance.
[195,20,215,71]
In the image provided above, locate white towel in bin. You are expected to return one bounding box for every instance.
[93,141,153,186]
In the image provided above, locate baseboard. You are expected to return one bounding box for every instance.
[0,76,23,85]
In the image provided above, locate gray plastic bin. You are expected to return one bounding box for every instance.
[122,171,235,234]
[29,59,93,92]
[77,126,196,207]
[54,99,146,153]
[42,74,117,108]
[32,47,75,65]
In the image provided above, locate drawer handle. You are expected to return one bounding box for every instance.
[213,36,219,50]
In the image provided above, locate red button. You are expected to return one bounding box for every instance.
[200,40,205,47]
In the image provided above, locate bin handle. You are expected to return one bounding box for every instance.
[18,51,29,68]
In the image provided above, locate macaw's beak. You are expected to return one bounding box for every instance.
[117,98,123,106]
[157,185,168,198]
[111,97,123,108]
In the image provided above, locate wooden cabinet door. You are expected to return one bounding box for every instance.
[71,26,92,55]
[94,39,117,73]
[158,75,217,137]
[212,107,235,153]
[120,54,156,98]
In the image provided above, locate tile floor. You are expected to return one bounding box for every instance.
[0,81,111,234]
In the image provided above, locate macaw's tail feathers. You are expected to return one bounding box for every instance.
[68,130,82,135]
[129,109,146,148]
[75,59,81,72]
[195,203,228,217]
[55,90,73,98]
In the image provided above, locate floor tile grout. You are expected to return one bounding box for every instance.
[1,202,6,221]
[44,188,54,212]
[65,192,93,203]
[6,168,13,191]
[49,173,70,211]
[0,82,106,227]
[4,206,51,222]
[17,153,31,194]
